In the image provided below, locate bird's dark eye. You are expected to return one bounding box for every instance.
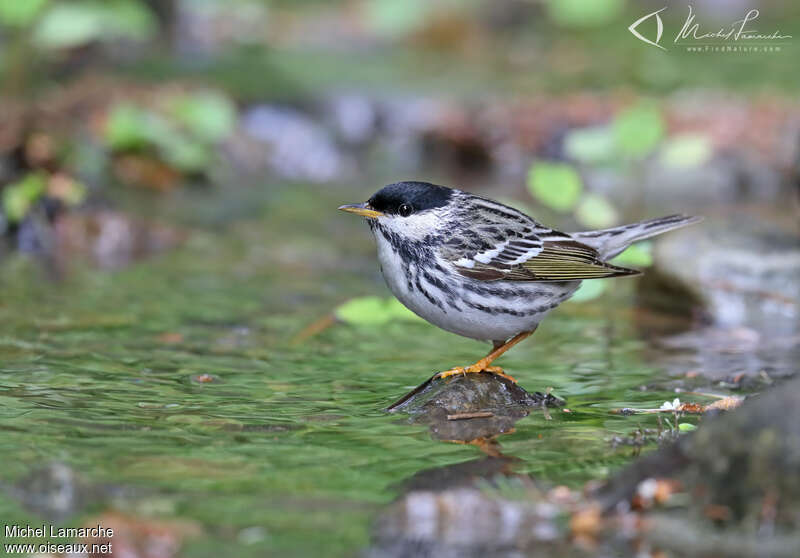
[398,203,414,217]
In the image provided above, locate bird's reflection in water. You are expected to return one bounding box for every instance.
[370,373,566,558]
[392,372,561,491]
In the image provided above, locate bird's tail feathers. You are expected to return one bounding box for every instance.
[573,214,702,260]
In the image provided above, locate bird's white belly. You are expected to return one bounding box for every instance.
[375,237,578,342]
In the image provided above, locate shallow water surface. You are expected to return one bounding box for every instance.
[0,185,697,557]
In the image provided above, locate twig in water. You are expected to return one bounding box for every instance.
[447,411,494,421]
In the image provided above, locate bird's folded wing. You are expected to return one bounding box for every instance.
[454,240,640,282]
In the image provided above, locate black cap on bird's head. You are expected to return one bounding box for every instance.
[338,181,454,219]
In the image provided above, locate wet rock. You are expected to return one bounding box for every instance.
[642,218,799,382]
[388,374,562,497]
[653,325,799,384]
[402,375,563,447]
[386,372,563,416]
[648,220,798,335]
[598,376,800,555]
[369,378,800,558]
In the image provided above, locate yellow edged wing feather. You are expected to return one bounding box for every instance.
[457,241,640,282]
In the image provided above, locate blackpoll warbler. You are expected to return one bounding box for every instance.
[339,181,700,383]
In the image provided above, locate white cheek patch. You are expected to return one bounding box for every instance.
[377,210,444,241]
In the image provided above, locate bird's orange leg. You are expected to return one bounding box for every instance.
[435,329,535,384]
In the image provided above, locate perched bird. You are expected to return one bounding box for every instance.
[339,181,700,384]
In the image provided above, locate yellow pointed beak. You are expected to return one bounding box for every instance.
[338,203,384,219]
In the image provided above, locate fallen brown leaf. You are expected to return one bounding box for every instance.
[704,396,744,412]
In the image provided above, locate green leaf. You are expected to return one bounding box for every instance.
[34,3,102,48]
[678,422,697,432]
[105,103,173,150]
[613,103,664,158]
[0,0,49,27]
[575,193,618,229]
[2,172,47,223]
[33,0,155,49]
[548,0,624,28]
[568,280,606,303]
[527,161,583,212]
[161,139,209,173]
[105,102,216,173]
[660,134,712,169]
[564,126,615,164]
[611,242,653,267]
[335,296,421,326]
[105,104,151,149]
[169,91,236,143]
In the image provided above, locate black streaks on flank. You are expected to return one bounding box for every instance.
[402,260,414,293]
[463,300,555,317]
[422,271,462,312]
[464,300,524,317]
[421,270,452,295]
[460,281,545,299]
[416,276,446,312]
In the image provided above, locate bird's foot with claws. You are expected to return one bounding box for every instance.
[434,364,517,383]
